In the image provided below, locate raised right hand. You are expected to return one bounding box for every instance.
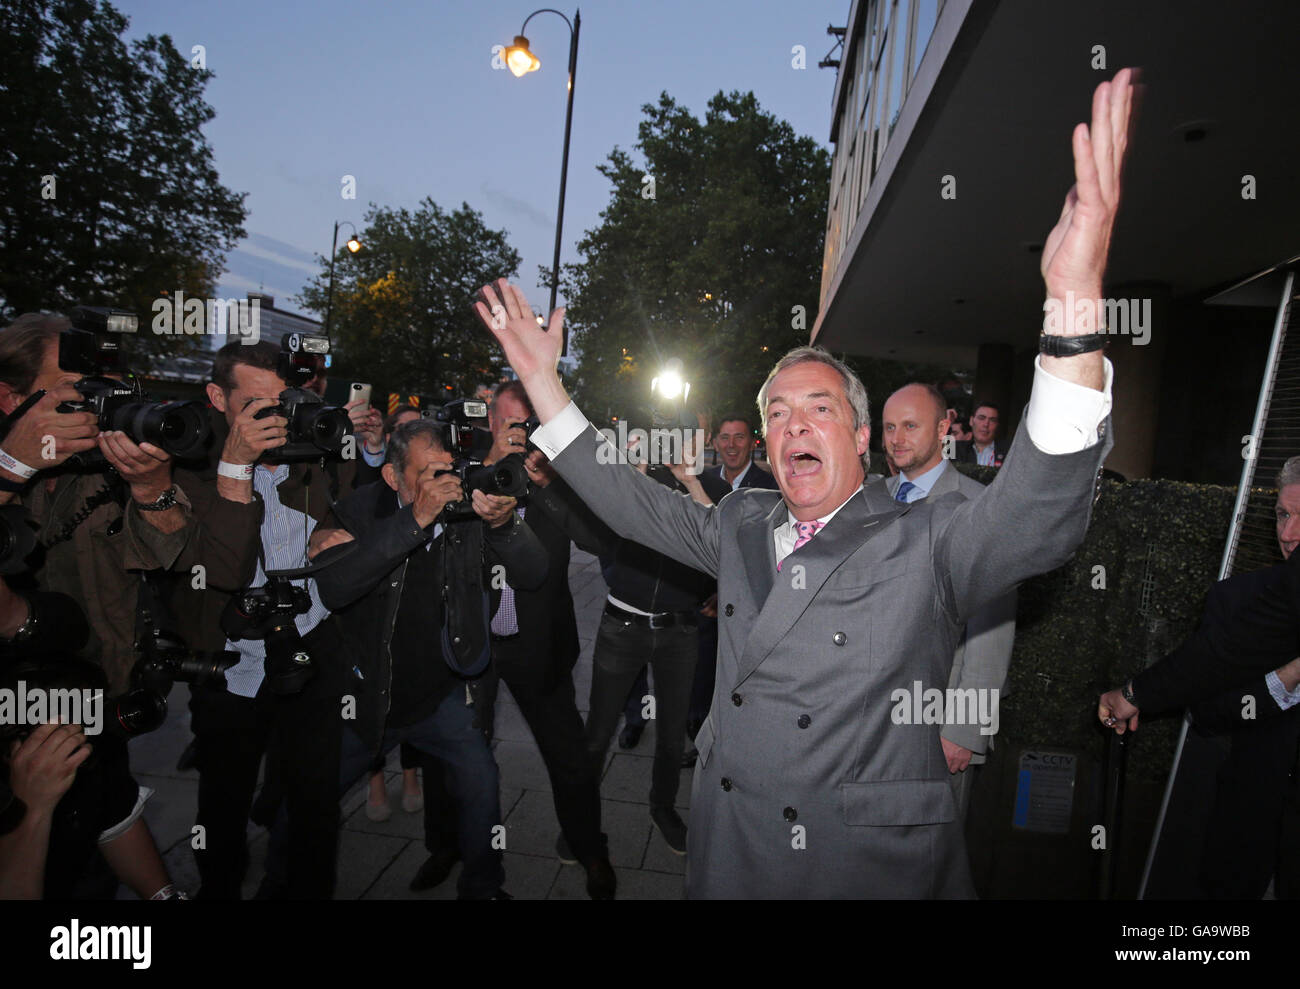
[412,470,466,529]
[472,279,564,385]
[7,722,91,815]
[1,385,98,474]
[222,397,288,465]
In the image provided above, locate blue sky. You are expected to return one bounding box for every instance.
[114,0,847,318]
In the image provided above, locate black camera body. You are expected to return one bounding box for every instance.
[437,454,529,523]
[253,387,352,460]
[275,331,329,388]
[426,399,527,522]
[57,375,210,460]
[220,573,315,695]
[0,504,37,575]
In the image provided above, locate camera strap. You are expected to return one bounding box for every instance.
[438,523,492,678]
[42,471,125,550]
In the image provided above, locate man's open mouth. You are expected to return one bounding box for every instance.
[787,451,822,477]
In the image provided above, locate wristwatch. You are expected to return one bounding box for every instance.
[1,596,37,644]
[135,486,179,512]
[1039,332,1109,357]
[1121,680,1138,707]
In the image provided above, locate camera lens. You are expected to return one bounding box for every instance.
[303,406,351,453]
[114,400,211,459]
[111,688,168,737]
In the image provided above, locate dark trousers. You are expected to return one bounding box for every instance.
[622,666,650,728]
[189,642,343,900]
[339,687,504,899]
[587,613,697,810]
[450,638,606,863]
[369,741,421,776]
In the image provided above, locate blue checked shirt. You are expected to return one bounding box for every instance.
[222,463,331,699]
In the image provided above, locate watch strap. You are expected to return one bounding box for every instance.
[135,486,178,512]
[1039,332,1109,358]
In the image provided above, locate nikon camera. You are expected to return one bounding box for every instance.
[52,306,211,460]
[425,398,528,522]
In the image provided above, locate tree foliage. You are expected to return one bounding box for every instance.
[297,199,520,401]
[561,91,831,426]
[0,0,248,365]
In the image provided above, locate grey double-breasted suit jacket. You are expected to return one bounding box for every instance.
[550,417,1110,898]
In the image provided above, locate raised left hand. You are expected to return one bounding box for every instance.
[473,490,517,528]
[1040,67,1135,326]
[99,431,173,502]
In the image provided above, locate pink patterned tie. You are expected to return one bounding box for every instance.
[777,520,823,571]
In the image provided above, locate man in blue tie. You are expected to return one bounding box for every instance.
[874,383,1018,817]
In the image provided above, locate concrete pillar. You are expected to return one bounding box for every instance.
[1101,281,1170,480]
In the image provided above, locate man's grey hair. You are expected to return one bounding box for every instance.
[1278,455,1300,491]
[385,419,445,474]
[756,346,871,471]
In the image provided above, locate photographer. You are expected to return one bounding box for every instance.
[306,419,547,900]
[426,380,619,898]
[0,314,221,694]
[183,340,359,900]
[1,585,178,900]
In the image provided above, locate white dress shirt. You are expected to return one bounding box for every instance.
[533,355,1114,566]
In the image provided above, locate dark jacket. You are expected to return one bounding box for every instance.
[15,406,271,691]
[504,478,609,681]
[955,438,1011,468]
[314,481,547,750]
[704,462,779,493]
[1134,553,1300,715]
[603,470,716,614]
[1133,553,1300,898]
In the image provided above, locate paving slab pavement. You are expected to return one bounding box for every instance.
[126,548,688,900]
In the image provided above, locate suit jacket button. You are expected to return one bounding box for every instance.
[797,714,811,729]
[784,807,798,822]
[832,631,847,646]
[724,604,734,617]
[731,692,742,706]
[721,777,733,791]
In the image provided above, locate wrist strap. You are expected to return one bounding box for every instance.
[1039,332,1109,358]
[217,460,255,480]
[0,447,38,480]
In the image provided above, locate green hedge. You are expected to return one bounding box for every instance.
[954,464,1245,783]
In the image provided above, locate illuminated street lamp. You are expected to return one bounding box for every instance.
[324,219,362,345]
[501,8,580,352]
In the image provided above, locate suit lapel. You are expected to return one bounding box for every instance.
[924,462,959,499]
[737,497,784,612]
[734,485,910,687]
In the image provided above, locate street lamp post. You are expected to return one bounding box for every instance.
[504,8,580,353]
[323,219,362,346]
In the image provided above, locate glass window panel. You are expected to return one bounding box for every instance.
[888,0,909,137]
[912,0,938,79]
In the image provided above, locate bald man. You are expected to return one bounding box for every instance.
[869,383,1018,817]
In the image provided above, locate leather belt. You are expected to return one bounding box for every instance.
[604,601,697,630]
[491,632,521,642]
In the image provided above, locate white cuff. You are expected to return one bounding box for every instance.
[530,401,591,460]
[97,785,153,844]
[1266,670,1300,711]
[1024,356,1113,454]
